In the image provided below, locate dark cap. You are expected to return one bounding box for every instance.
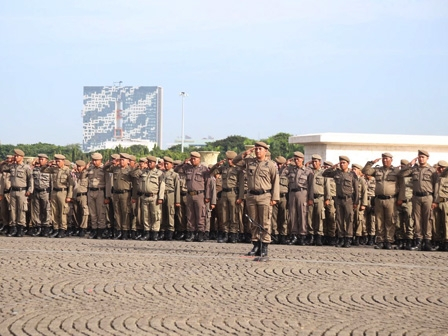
[54,154,66,160]
[147,155,157,162]
[311,154,322,160]
[339,155,350,163]
[254,141,269,150]
[14,149,25,157]
[75,160,86,167]
[382,152,393,158]
[225,151,237,159]
[275,156,286,164]
[418,149,429,157]
[294,151,304,158]
[163,156,174,164]
[37,153,49,159]
[190,151,201,158]
[91,153,103,160]
[400,159,409,165]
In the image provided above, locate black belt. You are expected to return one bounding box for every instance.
[113,189,130,194]
[280,192,287,198]
[401,199,411,203]
[77,192,88,196]
[12,187,27,191]
[376,194,397,200]
[337,195,352,200]
[35,188,50,193]
[314,194,324,198]
[181,192,187,196]
[439,197,448,203]
[138,192,155,197]
[53,188,67,192]
[3,188,10,194]
[222,187,238,193]
[290,187,306,192]
[89,187,105,191]
[249,189,271,195]
[188,190,204,196]
[414,191,432,197]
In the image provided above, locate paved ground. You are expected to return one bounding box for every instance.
[0,237,447,336]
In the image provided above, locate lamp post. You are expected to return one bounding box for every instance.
[180,92,188,152]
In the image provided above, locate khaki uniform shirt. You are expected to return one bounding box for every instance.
[163,169,181,204]
[398,176,413,201]
[32,165,51,190]
[284,164,314,202]
[322,168,359,205]
[42,166,74,198]
[311,167,325,197]
[106,165,132,192]
[133,168,165,200]
[74,170,89,195]
[400,164,439,200]
[178,163,211,199]
[362,162,400,196]
[278,166,289,195]
[6,163,33,193]
[86,165,106,189]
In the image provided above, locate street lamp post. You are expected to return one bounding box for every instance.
[180,92,188,152]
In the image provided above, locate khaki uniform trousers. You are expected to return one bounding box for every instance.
[374,198,396,243]
[73,195,89,229]
[307,195,324,236]
[288,190,308,236]
[140,195,161,232]
[335,197,354,238]
[437,201,448,242]
[175,194,188,232]
[397,200,413,240]
[88,190,106,230]
[10,190,28,227]
[31,191,51,227]
[162,191,176,232]
[246,193,272,243]
[412,195,433,240]
[353,207,365,237]
[324,199,336,237]
[0,192,11,226]
[186,193,206,233]
[271,195,288,235]
[364,203,376,236]
[112,192,131,231]
[51,190,68,230]
[220,191,239,233]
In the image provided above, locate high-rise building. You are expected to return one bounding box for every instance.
[82,86,163,153]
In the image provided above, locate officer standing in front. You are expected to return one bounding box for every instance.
[161,156,181,241]
[30,154,52,237]
[0,149,33,237]
[233,142,279,257]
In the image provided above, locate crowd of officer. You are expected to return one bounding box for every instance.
[1,146,447,253]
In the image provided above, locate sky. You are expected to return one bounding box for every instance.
[1,0,447,149]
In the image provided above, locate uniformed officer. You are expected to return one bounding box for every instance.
[161,156,181,241]
[209,151,243,243]
[132,155,165,241]
[400,150,439,251]
[175,152,211,242]
[30,154,52,237]
[174,160,188,240]
[323,156,359,248]
[104,153,133,240]
[396,159,414,249]
[0,155,13,234]
[362,153,400,250]
[129,155,139,240]
[306,154,326,246]
[364,174,376,245]
[0,149,33,237]
[323,161,337,246]
[272,156,289,244]
[41,154,73,238]
[233,142,280,257]
[284,151,314,246]
[351,163,368,246]
[70,160,88,237]
[435,160,448,251]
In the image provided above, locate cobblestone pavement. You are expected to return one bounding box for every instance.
[0,237,447,336]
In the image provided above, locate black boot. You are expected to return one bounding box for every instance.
[217,232,227,243]
[279,235,287,245]
[165,231,174,241]
[307,234,314,246]
[353,236,360,246]
[57,229,66,238]
[113,230,122,240]
[405,239,413,250]
[129,230,136,240]
[367,235,374,246]
[78,228,86,238]
[32,226,41,237]
[151,231,158,241]
[157,231,165,240]
[185,231,194,242]
[343,237,351,248]
[134,230,142,240]
[238,233,245,243]
[16,225,24,237]
[260,242,268,257]
[50,228,59,238]
[374,242,384,249]
[209,231,217,240]
[422,239,434,251]
[244,233,252,243]
[42,226,50,237]
[411,238,421,251]
[228,233,237,243]
[140,231,150,241]
[315,235,323,246]
[383,241,392,250]
[298,235,306,246]
[7,226,18,237]
[288,235,298,245]
[196,231,204,242]
[88,229,97,239]
[96,229,104,239]
[121,230,129,240]
[247,241,260,256]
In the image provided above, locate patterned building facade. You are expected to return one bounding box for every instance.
[82,86,163,152]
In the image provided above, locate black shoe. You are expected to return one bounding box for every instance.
[88,229,97,239]
[121,230,129,240]
[244,233,252,243]
[315,235,323,246]
[79,228,86,238]
[57,229,66,238]
[96,229,104,239]
[422,239,435,251]
[134,230,142,240]
[16,225,24,237]
[260,242,268,257]
[217,232,227,243]
[175,231,185,240]
[41,226,50,237]
[367,235,374,246]
[374,242,384,249]
[151,231,158,241]
[165,231,174,241]
[343,237,351,248]
[185,231,194,242]
[288,235,298,245]
[279,235,287,245]
[352,236,360,246]
[337,238,344,247]
[298,235,306,246]
[50,228,59,238]
[196,231,204,242]
[209,231,217,240]
[7,226,18,237]
[157,231,165,240]
[130,230,136,240]
[238,233,245,243]
[140,231,150,241]
[306,234,314,246]
[31,226,41,237]
[228,233,237,243]
[410,238,421,251]
[247,241,260,256]
[383,242,392,250]
[113,230,122,240]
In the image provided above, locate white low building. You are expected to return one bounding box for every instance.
[289,133,448,166]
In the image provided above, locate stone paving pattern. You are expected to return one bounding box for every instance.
[0,237,447,335]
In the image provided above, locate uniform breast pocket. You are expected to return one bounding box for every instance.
[386,174,397,182]
[343,178,352,187]
[150,175,159,185]
[194,173,203,182]
[423,173,432,181]
[60,174,68,183]
[165,177,174,188]
[315,177,324,185]
[412,172,420,181]
[186,172,193,181]
[333,176,341,185]
[16,170,24,178]
[375,173,383,182]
